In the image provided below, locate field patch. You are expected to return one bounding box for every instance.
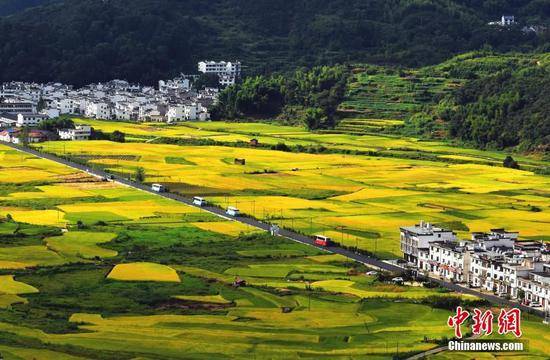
[173,294,231,304]
[0,275,39,295]
[46,231,118,260]
[107,262,181,282]
[191,221,257,236]
[0,245,64,268]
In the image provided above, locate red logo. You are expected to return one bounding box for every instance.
[447,306,470,338]
[448,307,522,339]
[497,308,522,338]
[472,309,494,335]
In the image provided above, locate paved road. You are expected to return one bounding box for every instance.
[3,142,545,318]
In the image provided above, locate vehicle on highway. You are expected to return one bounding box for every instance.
[151,183,166,192]
[314,235,332,247]
[226,206,240,217]
[193,196,207,206]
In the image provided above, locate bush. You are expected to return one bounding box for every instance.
[503,156,520,169]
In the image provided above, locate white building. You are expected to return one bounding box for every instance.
[58,124,91,141]
[198,61,241,86]
[402,223,550,310]
[85,101,111,119]
[400,221,456,266]
[423,241,472,283]
[16,113,48,127]
[489,15,517,26]
[0,101,36,114]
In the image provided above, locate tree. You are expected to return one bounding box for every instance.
[135,167,145,183]
[39,118,74,131]
[17,127,29,146]
[503,156,519,169]
[303,107,326,130]
[193,73,220,90]
[110,130,125,143]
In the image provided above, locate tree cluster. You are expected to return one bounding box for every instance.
[0,0,547,85]
[213,65,348,129]
[441,61,550,151]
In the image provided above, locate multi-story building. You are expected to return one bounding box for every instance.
[198,61,241,86]
[400,221,456,266]
[85,101,111,119]
[425,241,472,283]
[0,100,36,114]
[58,124,91,141]
[16,113,48,127]
[401,223,549,309]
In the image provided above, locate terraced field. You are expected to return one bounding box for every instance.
[0,143,487,359]
[1,143,548,358]
[39,139,550,258]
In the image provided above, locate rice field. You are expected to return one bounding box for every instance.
[0,136,547,358]
[107,262,181,282]
[38,140,550,258]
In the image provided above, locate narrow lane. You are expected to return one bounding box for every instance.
[3,142,544,317]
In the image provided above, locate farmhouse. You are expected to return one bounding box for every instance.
[58,124,92,141]
[0,100,36,114]
[0,128,50,144]
[16,113,48,127]
[400,220,456,266]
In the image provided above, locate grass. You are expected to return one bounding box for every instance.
[45,231,118,260]
[107,262,181,282]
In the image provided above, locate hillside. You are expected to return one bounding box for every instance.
[442,53,550,151]
[213,51,549,152]
[0,0,56,16]
[0,0,548,85]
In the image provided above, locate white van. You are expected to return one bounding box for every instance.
[151,184,165,192]
[226,206,240,217]
[193,196,207,207]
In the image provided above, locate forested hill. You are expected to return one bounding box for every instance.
[0,0,59,16]
[443,54,550,152]
[0,0,549,85]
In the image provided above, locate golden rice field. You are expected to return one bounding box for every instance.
[39,139,550,258]
[1,135,548,358]
[107,262,181,282]
[74,118,547,168]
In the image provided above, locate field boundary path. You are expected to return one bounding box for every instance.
[2,142,544,319]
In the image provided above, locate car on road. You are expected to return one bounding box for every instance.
[193,196,207,207]
[151,184,166,192]
[226,206,240,217]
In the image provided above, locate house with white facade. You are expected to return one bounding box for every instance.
[16,113,48,127]
[402,222,549,311]
[400,221,457,266]
[58,124,92,141]
[85,101,111,119]
[198,60,241,86]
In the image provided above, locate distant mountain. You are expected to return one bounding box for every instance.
[0,0,57,16]
[0,0,548,85]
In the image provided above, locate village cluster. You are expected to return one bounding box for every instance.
[0,60,241,143]
[401,221,550,312]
